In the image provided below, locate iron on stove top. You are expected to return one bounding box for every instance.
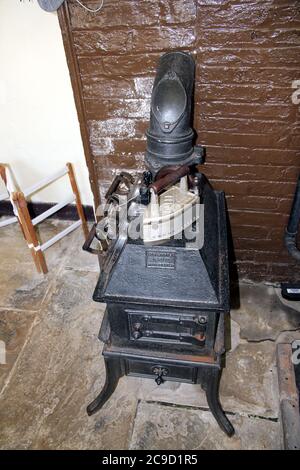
[83,52,234,437]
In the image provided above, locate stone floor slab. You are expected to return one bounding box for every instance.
[0,268,137,449]
[0,309,36,391]
[129,401,281,450]
[231,283,300,342]
[63,227,99,273]
[220,341,279,418]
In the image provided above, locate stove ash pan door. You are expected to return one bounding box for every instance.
[127,310,208,347]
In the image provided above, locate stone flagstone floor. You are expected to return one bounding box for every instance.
[0,219,299,449]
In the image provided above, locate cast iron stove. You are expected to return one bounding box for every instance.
[83,52,234,436]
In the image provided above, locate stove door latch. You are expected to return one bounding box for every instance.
[151,366,169,385]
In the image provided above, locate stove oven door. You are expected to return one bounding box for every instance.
[127,309,210,348]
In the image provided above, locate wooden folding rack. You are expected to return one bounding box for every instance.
[0,163,88,274]
[0,164,18,228]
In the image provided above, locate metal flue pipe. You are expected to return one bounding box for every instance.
[145,52,202,174]
[285,175,300,261]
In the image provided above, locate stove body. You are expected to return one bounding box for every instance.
[94,179,228,358]
[84,52,234,436]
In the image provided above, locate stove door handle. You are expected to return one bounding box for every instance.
[142,314,207,330]
[152,366,169,385]
[144,330,206,346]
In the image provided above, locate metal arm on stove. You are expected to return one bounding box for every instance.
[83,171,142,276]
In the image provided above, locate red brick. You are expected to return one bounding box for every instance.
[203,163,299,183]
[196,47,300,68]
[78,54,160,78]
[73,26,195,56]
[196,101,295,121]
[229,210,289,228]
[197,116,299,137]
[161,0,196,25]
[201,145,299,166]
[198,130,300,151]
[226,195,293,214]
[198,28,300,48]
[197,3,300,30]
[84,98,150,121]
[209,179,297,198]
[68,0,160,29]
[197,66,300,87]
[196,83,292,104]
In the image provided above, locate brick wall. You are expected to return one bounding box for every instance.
[61,0,300,282]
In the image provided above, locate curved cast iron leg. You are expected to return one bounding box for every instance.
[87,357,122,416]
[204,367,234,437]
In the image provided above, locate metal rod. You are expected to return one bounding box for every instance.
[23,167,68,197]
[31,194,75,226]
[40,220,81,252]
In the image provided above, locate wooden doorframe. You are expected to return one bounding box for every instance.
[57,3,101,211]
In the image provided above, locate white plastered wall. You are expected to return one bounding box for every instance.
[0,0,93,206]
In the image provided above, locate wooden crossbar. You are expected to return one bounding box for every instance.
[23,167,69,198]
[0,216,18,228]
[0,191,9,202]
[31,195,75,226]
